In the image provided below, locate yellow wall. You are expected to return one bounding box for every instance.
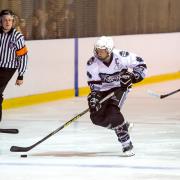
[3,71,180,110]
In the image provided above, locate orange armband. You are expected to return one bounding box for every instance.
[16,46,28,56]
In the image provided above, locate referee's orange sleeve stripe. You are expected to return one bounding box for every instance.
[16,46,28,56]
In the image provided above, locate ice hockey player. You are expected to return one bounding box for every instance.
[86,36,147,156]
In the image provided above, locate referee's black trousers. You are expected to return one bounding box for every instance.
[0,68,16,121]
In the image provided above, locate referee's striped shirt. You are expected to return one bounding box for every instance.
[0,27,28,78]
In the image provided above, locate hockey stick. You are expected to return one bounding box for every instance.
[147,89,180,99]
[10,91,115,152]
[0,128,19,134]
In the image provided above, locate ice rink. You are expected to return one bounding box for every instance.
[0,80,180,180]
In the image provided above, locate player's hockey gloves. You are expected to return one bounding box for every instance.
[131,71,143,83]
[88,91,102,113]
[120,72,133,91]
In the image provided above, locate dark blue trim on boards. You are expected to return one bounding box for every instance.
[74,37,79,96]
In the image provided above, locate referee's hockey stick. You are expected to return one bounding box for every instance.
[147,89,180,99]
[10,91,115,152]
[0,128,19,134]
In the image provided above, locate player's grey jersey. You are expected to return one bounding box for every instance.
[87,49,147,91]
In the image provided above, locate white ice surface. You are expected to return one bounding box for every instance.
[0,80,180,180]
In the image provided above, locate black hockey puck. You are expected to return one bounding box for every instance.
[20,154,27,158]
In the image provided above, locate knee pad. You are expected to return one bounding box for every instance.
[105,105,125,128]
[90,113,111,128]
[90,105,125,129]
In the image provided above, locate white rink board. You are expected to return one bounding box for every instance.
[4,33,180,98]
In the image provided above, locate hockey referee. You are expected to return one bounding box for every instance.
[0,9,28,122]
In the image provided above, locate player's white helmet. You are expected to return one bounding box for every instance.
[94,36,114,56]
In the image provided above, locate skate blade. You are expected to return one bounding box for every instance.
[120,151,135,157]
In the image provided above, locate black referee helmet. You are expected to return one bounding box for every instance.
[0,9,14,17]
[0,9,15,26]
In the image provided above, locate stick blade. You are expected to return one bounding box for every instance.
[0,128,19,134]
[10,146,30,152]
[147,90,160,98]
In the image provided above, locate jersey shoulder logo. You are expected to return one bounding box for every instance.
[87,57,95,66]
[119,51,129,57]
[136,56,143,62]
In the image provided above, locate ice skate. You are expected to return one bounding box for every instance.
[122,142,135,157]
